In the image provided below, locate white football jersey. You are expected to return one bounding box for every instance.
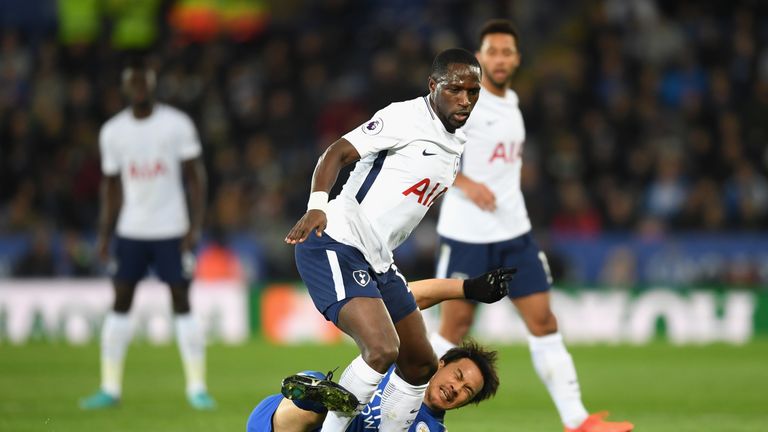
[99,104,202,239]
[437,87,531,243]
[324,96,465,273]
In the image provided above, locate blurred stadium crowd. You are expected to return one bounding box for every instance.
[1,0,767,284]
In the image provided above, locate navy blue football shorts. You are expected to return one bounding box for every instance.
[112,236,193,285]
[435,232,552,299]
[294,233,418,325]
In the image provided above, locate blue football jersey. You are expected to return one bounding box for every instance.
[346,366,446,432]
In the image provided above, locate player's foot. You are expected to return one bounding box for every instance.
[79,390,120,410]
[281,370,359,415]
[565,412,634,432]
[188,391,217,410]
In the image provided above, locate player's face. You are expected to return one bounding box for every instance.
[424,358,484,411]
[477,33,520,89]
[429,63,482,132]
[122,68,156,108]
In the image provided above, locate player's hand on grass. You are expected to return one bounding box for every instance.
[285,210,327,244]
[463,267,516,303]
[460,179,496,211]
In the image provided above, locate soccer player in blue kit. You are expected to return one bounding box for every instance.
[284,48,483,431]
[246,273,508,432]
[430,20,633,432]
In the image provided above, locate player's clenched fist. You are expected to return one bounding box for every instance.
[285,209,327,244]
[462,267,516,303]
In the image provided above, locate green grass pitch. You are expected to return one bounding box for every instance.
[1,339,767,431]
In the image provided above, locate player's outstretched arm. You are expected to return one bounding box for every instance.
[285,139,361,244]
[411,267,516,309]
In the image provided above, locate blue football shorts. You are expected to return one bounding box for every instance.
[294,233,418,325]
[435,232,552,299]
[112,236,194,285]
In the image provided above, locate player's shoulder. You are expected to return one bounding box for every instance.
[377,96,431,132]
[101,108,131,135]
[504,88,520,106]
[155,103,194,123]
[377,96,425,120]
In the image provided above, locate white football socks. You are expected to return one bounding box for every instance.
[100,312,134,397]
[529,332,588,428]
[175,314,207,396]
[429,332,458,359]
[322,355,385,431]
[379,371,429,432]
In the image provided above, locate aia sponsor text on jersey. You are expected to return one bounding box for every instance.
[129,160,168,179]
[402,178,448,207]
[489,141,523,163]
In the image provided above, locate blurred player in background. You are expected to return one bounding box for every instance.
[284,48,482,431]
[247,270,510,432]
[79,61,213,411]
[430,20,633,432]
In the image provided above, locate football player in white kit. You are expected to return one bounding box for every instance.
[430,20,633,432]
[80,62,214,411]
[284,48,484,432]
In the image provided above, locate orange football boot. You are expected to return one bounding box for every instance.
[564,412,634,432]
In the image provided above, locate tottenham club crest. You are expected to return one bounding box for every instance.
[362,117,384,135]
[352,270,371,287]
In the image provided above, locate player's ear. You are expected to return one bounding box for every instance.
[437,359,445,370]
[428,76,437,94]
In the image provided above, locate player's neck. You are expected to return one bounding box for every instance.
[131,103,154,119]
[428,98,457,133]
[421,399,443,415]
[482,79,507,98]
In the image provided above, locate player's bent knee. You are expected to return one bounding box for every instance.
[362,342,399,373]
[397,357,437,385]
[528,312,558,336]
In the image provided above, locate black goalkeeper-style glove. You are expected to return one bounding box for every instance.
[462,267,517,303]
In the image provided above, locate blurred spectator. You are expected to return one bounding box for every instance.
[724,161,768,227]
[599,246,638,288]
[196,228,244,281]
[552,180,602,236]
[13,228,55,277]
[59,229,98,277]
[644,146,688,222]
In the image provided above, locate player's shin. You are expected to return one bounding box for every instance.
[378,371,429,432]
[100,312,134,397]
[529,333,589,428]
[322,355,385,431]
[175,314,207,396]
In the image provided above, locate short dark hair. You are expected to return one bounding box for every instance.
[430,48,481,81]
[478,19,520,49]
[440,339,499,405]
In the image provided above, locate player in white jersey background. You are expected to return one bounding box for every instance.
[284,48,484,431]
[430,20,634,432]
[80,62,214,411]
